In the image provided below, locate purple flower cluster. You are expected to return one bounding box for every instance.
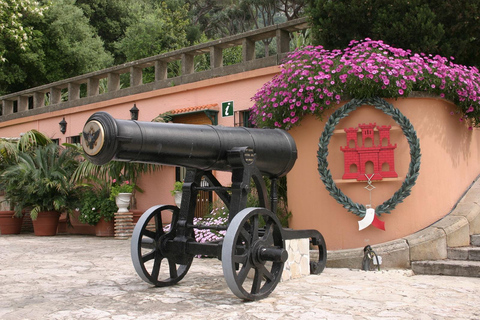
[163,206,228,253]
[250,39,480,130]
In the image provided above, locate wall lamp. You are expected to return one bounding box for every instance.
[130,104,139,120]
[59,117,67,134]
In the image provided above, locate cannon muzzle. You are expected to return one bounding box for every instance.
[81,112,296,177]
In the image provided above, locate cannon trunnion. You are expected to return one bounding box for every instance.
[82,112,326,301]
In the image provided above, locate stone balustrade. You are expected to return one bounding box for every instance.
[0,18,308,121]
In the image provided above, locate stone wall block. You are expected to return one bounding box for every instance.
[404,227,447,261]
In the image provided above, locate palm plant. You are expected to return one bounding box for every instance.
[0,130,52,211]
[1,143,80,219]
[0,130,51,171]
[67,143,160,209]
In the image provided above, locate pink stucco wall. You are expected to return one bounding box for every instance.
[0,67,280,212]
[288,97,480,250]
[2,68,479,250]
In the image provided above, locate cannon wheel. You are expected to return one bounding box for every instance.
[131,205,192,287]
[222,207,285,300]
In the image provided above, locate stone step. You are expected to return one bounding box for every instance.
[412,260,480,277]
[471,234,480,247]
[448,247,480,261]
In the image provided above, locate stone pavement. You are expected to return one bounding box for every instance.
[1,235,480,320]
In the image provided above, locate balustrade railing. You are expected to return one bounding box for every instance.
[0,18,308,120]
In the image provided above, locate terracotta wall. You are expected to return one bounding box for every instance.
[288,97,480,250]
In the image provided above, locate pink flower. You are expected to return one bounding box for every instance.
[250,38,480,130]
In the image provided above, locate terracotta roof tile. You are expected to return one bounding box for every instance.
[169,104,218,115]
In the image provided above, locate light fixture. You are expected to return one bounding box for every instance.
[130,104,139,120]
[59,117,67,134]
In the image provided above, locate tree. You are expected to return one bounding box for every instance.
[115,2,190,62]
[276,0,306,20]
[41,0,113,82]
[307,0,480,67]
[188,0,306,39]
[0,0,113,95]
[74,0,136,64]
[0,0,47,62]
[429,0,480,67]
[0,0,47,94]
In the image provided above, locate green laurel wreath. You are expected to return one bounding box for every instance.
[317,97,421,217]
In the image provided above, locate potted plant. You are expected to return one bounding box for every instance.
[170,181,183,207]
[67,142,161,221]
[110,179,134,213]
[0,143,80,236]
[79,187,116,236]
[0,130,52,234]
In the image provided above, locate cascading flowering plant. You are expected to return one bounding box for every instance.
[250,38,480,130]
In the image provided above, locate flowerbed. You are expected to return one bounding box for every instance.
[250,39,480,130]
[163,206,228,244]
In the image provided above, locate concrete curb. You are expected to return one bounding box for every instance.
[321,177,480,269]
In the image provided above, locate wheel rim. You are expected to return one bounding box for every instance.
[131,205,192,287]
[222,207,286,300]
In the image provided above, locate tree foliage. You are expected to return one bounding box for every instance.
[41,0,113,82]
[0,0,47,94]
[307,0,480,67]
[0,0,47,62]
[115,2,190,62]
[187,0,306,38]
[0,0,113,95]
[75,0,136,64]
[0,0,308,95]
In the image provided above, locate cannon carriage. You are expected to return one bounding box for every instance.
[82,112,327,300]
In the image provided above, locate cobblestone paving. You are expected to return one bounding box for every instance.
[1,235,479,319]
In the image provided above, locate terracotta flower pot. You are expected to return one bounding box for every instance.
[95,217,114,237]
[0,211,23,235]
[32,211,60,236]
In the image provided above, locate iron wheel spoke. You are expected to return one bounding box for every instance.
[251,269,262,294]
[168,259,178,279]
[223,208,285,300]
[143,229,157,239]
[141,250,155,263]
[151,255,162,281]
[262,218,274,240]
[141,237,155,250]
[131,205,193,287]
[237,261,252,285]
[154,214,163,234]
[233,252,248,264]
[251,216,259,241]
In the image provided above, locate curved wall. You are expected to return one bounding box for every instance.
[288,97,480,250]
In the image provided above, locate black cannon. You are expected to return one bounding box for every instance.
[82,111,327,300]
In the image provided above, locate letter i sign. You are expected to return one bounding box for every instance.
[222,101,234,117]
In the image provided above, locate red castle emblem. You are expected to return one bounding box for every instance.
[340,123,398,181]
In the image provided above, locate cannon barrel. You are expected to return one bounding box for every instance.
[81,112,297,177]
